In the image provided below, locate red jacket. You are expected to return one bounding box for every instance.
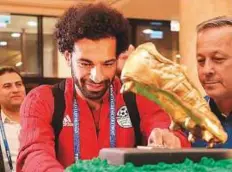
[17,78,190,172]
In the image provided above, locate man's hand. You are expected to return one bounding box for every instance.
[148,128,181,148]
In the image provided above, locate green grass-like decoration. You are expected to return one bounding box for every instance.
[65,157,232,172]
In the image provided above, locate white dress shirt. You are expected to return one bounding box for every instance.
[0,110,20,172]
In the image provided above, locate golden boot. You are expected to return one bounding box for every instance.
[120,42,227,147]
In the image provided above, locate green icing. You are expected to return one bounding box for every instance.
[65,157,232,172]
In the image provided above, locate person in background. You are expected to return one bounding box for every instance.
[17,3,190,172]
[0,66,26,171]
[193,16,232,148]
[116,44,135,77]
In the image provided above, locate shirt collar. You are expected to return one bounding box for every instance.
[1,109,8,123]
[208,97,232,120]
[221,113,229,118]
[0,110,18,123]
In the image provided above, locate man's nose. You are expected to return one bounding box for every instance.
[11,84,20,92]
[203,60,214,75]
[90,66,105,83]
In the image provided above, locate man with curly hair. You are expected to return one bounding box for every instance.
[16,3,190,172]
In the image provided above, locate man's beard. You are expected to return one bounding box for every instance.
[71,60,114,100]
[74,77,111,100]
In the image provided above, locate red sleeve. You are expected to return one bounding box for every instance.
[16,86,64,172]
[136,95,191,148]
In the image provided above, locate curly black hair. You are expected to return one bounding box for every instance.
[55,3,129,57]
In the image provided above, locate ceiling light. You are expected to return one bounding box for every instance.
[175,54,181,58]
[150,31,163,39]
[11,33,21,38]
[0,23,7,28]
[142,29,154,34]
[27,21,37,27]
[171,20,180,32]
[0,41,7,46]
[150,22,162,26]
[16,61,23,67]
[0,15,11,24]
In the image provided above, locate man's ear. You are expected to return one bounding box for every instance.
[64,51,72,67]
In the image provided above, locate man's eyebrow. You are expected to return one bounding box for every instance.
[78,58,116,64]
[214,51,229,57]
[78,58,93,63]
[196,53,204,58]
[2,80,23,85]
[2,82,12,86]
[15,81,23,84]
[104,59,117,63]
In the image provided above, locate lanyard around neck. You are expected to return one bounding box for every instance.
[0,114,13,171]
[73,84,116,162]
